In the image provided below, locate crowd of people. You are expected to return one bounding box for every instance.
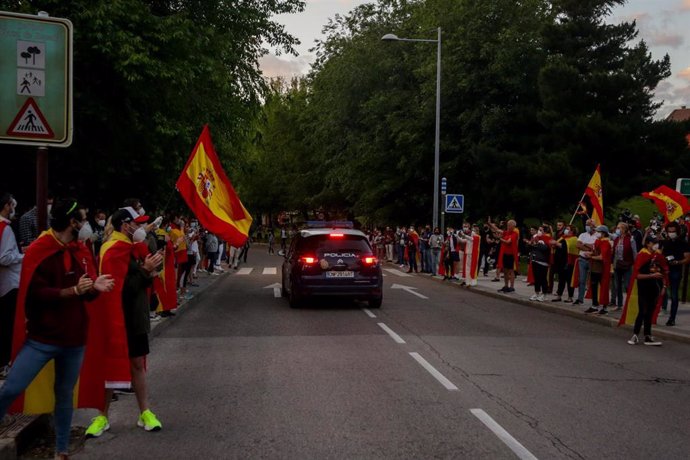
[0,192,255,459]
[366,212,690,346]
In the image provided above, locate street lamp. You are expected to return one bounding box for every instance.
[382,28,442,229]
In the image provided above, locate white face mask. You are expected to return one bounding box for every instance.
[563,229,570,236]
[97,219,106,228]
[78,221,93,241]
[537,230,543,236]
[652,243,659,251]
[669,232,678,239]
[133,226,147,243]
[595,232,602,239]
[47,204,52,215]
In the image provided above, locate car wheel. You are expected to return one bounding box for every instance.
[369,297,382,309]
[288,283,301,308]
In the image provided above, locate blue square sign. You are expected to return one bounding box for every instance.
[445,194,464,213]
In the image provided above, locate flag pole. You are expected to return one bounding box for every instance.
[569,191,587,225]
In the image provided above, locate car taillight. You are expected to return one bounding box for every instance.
[330,233,344,238]
[362,256,377,265]
[300,256,316,265]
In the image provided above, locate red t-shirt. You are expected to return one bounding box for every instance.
[501,230,516,255]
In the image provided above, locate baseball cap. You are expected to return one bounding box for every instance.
[112,206,149,227]
[595,225,609,234]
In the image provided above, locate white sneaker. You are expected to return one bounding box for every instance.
[529,294,538,301]
[537,294,545,302]
[643,336,662,346]
[627,334,639,345]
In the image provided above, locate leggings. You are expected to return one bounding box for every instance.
[556,265,575,298]
[634,293,657,337]
[177,254,196,288]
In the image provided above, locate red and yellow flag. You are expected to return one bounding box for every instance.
[10,230,106,413]
[584,164,604,225]
[642,185,690,223]
[176,125,252,247]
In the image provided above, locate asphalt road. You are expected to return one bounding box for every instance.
[76,248,690,459]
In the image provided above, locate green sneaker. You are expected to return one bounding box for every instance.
[85,415,109,438]
[137,409,162,431]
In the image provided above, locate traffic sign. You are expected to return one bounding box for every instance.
[0,11,72,147]
[445,194,464,213]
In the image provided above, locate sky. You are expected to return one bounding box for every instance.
[260,0,690,119]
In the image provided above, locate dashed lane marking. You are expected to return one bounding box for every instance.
[409,352,458,391]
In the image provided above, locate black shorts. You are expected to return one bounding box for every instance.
[127,333,149,358]
[502,254,515,269]
[450,252,460,262]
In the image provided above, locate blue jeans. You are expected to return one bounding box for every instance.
[0,339,84,453]
[397,245,405,265]
[663,269,683,321]
[577,258,590,302]
[431,248,441,275]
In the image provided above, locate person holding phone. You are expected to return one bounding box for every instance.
[660,222,690,326]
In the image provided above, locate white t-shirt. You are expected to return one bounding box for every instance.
[577,232,598,258]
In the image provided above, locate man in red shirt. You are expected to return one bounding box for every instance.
[489,219,519,292]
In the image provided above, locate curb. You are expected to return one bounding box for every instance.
[388,263,690,345]
[0,414,50,460]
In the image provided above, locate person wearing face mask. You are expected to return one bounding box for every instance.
[489,218,519,293]
[0,198,115,460]
[660,222,690,326]
[86,206,164,439]
[92,210,108,257]
[428,227,443,276]
[574,219,597,305]
[551,225,578,302]
[619,235,667,346]
[458,224,481,286]
[0,193,23,377]
[611,222,637,311]
[526,226,551,301]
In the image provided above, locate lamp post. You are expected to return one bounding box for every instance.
[382,28,442,229]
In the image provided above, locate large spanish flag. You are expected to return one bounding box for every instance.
[584,164,604,225]
[642,185,690,223]
[10,230,106,413]
[176,125,252,247]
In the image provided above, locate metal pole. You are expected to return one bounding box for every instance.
[441,211,445,237]
[36,146,48,230]
[432,27,441,230]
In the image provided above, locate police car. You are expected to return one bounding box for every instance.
[281,222,383,308]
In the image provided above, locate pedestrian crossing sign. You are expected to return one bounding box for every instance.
[445,194,464,213]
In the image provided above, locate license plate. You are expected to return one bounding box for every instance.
[326,271,354,278]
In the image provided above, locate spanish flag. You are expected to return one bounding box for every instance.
[176,125,252,247]
[154,231,177,312]
[618,249,668,326]
[10,230,106,413]
[584,164,604,225]
[642,185,690,223]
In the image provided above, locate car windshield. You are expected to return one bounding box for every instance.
[300,235,371,255]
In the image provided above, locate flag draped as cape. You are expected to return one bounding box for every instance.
[10,230,105,413]
[97,231,132,389]
[618,249,669,326]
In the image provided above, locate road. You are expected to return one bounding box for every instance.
[77,248,690,459]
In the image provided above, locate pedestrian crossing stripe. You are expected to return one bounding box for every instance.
[6,97,54,138]
[262,267,277,275]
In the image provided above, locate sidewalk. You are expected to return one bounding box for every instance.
[389,262,690,345]
[0,264,231,460]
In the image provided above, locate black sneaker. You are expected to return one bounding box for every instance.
[666,320,675,326]
[598,308,608,315]
[644,336,662,346]
[551,297,562,302]
[507,287,515,292]
[498,287,509,293]
[584,307,598,314]
[573,299,583,305]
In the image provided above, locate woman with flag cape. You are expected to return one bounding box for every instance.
[618,234,668,346]
[0,199,114,459]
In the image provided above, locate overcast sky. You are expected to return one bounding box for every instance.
[260,0,690,118]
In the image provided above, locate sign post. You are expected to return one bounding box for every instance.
[0,11,73,229]
[440,177,447,234]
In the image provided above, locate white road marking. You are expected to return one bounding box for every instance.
[390,283,428,299]
[377,322,406,344]
[236,268,253,275]
[263,283,282,298]
[362,308,377,318]
[383,268,412,277]
[409,352,458,391]
[470,409,538,460]
[263,267,277,275]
